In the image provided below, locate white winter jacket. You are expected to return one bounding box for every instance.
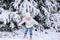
[19,17,39,28]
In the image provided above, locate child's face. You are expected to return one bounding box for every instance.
[25,13,31,17]
[25,13,32,20]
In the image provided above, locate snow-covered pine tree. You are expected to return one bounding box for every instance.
[12,0,44,31]
[0,0,60,32]
[18,0,40,17]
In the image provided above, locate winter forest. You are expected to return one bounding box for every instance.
[0,0,60,40]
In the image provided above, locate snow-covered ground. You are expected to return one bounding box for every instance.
[0,29,60,40]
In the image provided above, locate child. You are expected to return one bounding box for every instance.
[19,12,39,40]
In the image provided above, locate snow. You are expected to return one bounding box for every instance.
[0,9,10,24]
[0,0,60,40]
[19,0,40,17]
[0,30,60,40]
[13,0,21,10]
